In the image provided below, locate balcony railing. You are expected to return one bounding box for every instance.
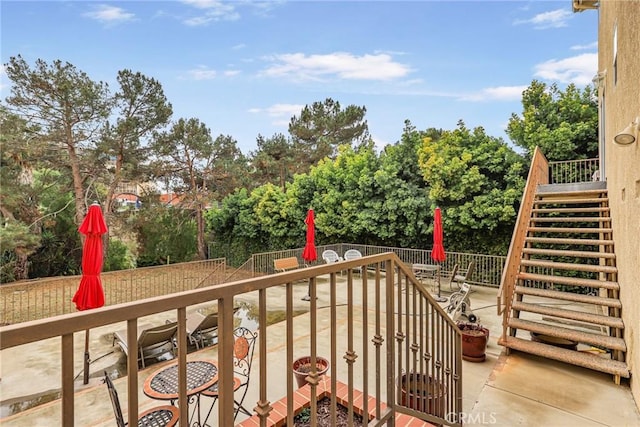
[252,243,506,288]
[548,157,599,184]
[0,252,462,426]
[0,259,226,325]
[0,246,505,326]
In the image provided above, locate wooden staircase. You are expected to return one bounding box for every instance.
[499,182,630,383]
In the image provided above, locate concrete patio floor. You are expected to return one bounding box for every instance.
[1,277,638,426]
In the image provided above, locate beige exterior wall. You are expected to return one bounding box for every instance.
[596,0,640,407]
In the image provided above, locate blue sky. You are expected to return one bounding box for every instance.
[1,1,598,154]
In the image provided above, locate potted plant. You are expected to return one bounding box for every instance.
[457,321,490,362]
[398,372,445,417]
[292,356,330,388]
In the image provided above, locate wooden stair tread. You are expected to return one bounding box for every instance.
[522,248,616,259]
[527,226,613,233]
[525,236,614,245]
[511,301,624,329]
[531,217,611,223]
[536,189,607,198]
[499,336,630,378]
[532,207,609,213]
[507,318,626,351]
[534,197,608,205]
[517,272,619,290]
[520,259,617,274]
[515,286,622,308]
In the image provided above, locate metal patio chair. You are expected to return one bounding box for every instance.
[452,261,476,291]
[113,322,178,368]
[201,327,259,423]
[104,371,179,427]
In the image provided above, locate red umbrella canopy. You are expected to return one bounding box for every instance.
[72,204,108,311]
[431,207,446,263]
[302,209,317,262]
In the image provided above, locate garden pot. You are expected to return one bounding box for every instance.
[292,356,330,389]
[399,372,445,418]
[457,321,489,362]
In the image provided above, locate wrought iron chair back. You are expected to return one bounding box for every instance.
[231,326,258,418]
[104,372,126,427]
[201,326,258,422]
[103,371,179,427]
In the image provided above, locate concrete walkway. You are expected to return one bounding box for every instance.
[1,280,638,426]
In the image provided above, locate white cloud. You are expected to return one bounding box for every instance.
[0,64,8,93]
[181,0,221,9]
[187,66,217,80]
[250,103,305,118]
[232,43,246,50]
[262,52,411,81]
[223,70,241,77]
[460,85,528,102]
[571,41,598,50]
[372,134,391,152]
[515,8,572,29]
[534,53,597,85]
[181,0,239,26]
[249,103,305,128]
[84,5,135,24]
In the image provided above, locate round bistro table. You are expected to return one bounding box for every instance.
[143,359,218,426]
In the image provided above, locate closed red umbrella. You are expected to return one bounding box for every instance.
[431,207,447,302]
[431,207,446,263]
[72,202,107,384]
[301,209,317,301]
[302,208,317,263]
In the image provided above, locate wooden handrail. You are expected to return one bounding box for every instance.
[497,147,548,322]
[0,251,462,427]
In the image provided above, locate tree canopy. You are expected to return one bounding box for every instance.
[507,80,598,161]
[288,98,370,171]
[2,57,599,280]
[418,120,525,253]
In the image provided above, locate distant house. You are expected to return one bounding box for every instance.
[114,193,140,209]
[159,193,184,207]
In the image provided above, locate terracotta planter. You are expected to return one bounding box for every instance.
[457,321,489,362]
[399,372,445,418]
[292,356,330,388]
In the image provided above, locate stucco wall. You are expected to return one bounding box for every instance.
[598,0,640,408]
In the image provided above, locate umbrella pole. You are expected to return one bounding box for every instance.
[301,280,316,301]
[435,264,448,303]
[83,329,90,385]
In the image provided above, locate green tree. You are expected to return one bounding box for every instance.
[133,203,197,266]
[250,133,296,190]
[207,134,250,199]
[418,121,525,254]
[98,70,173,230]
[26,169,80,278]
[507,80,598,161]
[288,98,370,172]
[0,107,44,280]
[374,121,436,247]
[302,145,380,244]
[4,55,111,228]
[152,118,215,259]
[206,188,263,265]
